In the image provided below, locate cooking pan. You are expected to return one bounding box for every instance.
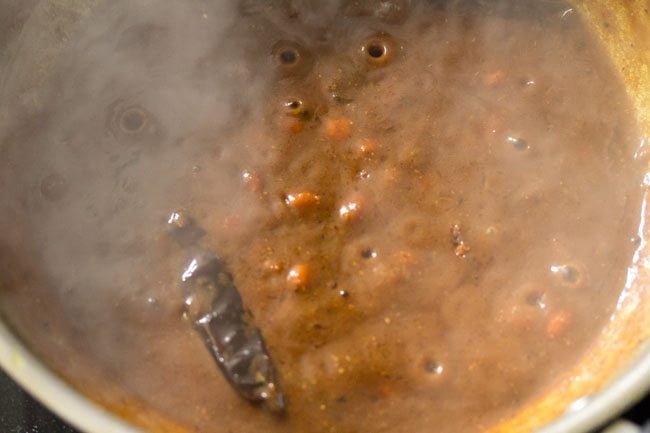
[0,1,648,432]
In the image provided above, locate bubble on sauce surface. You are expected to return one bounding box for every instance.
[361,33,397,66]
[423,359,444,375]
[106,100,160,143]
[271,40,313,76]
[550,264,584,288]
[521,77,537,88]
[284,99,306,117]
[279,50,297,65]
[40,174,68,201]
[506,136,529,150]
[524,291,547,310]
[120,107,148,133]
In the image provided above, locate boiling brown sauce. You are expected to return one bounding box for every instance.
[0,0,647,432]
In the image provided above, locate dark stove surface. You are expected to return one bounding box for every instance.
[0,371,75,433]
[0,370,647,433]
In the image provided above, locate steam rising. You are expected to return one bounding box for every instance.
[1,0,253,279]
[0,0,581,282]
[0,0,617,370]
[0,1,645,432]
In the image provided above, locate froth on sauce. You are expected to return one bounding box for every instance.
[0,1,647,433]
